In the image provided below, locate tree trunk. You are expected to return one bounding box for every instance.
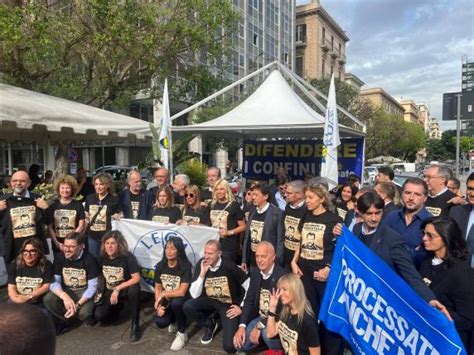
[54,143,69,180]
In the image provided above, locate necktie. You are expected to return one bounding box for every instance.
[467,224,474,268]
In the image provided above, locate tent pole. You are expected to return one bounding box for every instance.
[7,143,12,175]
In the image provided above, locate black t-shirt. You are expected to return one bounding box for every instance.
[85,193,122,240]
[54,251,100,291]
[8,261,54,295]
[335,201,350,221]
[154,260,192,292]
[182,206,211,226]
[248,210,267,266]
[100,252,139,290]
[47,199,85,240]
[193,258,247,304]
[173,192,185,212]
[283,204,307,267]
[425,189,456,217]
[210,201,244,252]
[242,203,256,222]
[298,210,342,273]
[277,312,320,355]
[201,189,213,204]
[129,192,141,219]
[151,206,182,224]
[259,277,272,317]
[1,194,46,262]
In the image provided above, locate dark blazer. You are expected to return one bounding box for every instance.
[382,202,399,220]
[242,204,284,266]
[343,209,356,228]
[449,204,472,240]
[352,223,435,302]
[118,188,148,220]
[239,264,285,326]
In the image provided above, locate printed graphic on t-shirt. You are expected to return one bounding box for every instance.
[89,205,108,232]
[183,215,200,224]
[336,207,348,220]
[102,265,125,290]
[284,215,302,251]
[259,288,271,317]
[131,201,139,219]
[152,215,170,224]
[16,276,43,295]
[11,205,36,239]
[63,267,87,290]
[175,204,184,212]
[249,220,264,252]
[300,223,325,260]
[278,321,298,355]
[160,274,181,291]
[210,210,229,229]
[205,276,232,304]
[425,206,441,217]
[54,209,77,238]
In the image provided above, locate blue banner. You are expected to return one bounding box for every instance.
[242,138,364,183]
[319,227,466,355]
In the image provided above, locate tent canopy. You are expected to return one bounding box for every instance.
[0,83,152,143]
[172,69,364,139]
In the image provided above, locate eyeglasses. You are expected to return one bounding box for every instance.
[22,249,38,255]
[185,193,195,198]
[63,244,80,250]
[423,175,441,181]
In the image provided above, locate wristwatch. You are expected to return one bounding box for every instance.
[256,321,266,330]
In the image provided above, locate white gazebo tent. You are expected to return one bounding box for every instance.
[170,61,365,174]
[0,83,153,174]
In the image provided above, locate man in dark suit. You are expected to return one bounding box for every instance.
[449,172,474,267]
[374,181,400,219]
[351,191,450,318]
[119,170,148,220]
[233,242,284,352]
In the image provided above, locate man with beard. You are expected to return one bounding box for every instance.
[119,170,148,220]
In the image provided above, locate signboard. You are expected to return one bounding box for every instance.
[442,92,474,121]
[242,138,364,183]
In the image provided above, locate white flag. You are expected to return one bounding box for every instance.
[321,74,341,189]
[159,79,170,168]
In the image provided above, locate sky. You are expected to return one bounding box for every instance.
[296,0,474,131]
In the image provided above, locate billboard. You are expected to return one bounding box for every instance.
[442,92,474,121]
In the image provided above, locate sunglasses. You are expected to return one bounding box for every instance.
[185,193,195,198]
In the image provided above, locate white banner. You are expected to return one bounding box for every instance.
[113,219,219,292]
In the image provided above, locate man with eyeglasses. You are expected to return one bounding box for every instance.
[0,170,49,263]
[449,173,474,268]
[146,167,171,213]
[381,178,432,267]
[43,232,99,333]
[423,164,457,217]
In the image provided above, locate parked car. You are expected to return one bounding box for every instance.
[393,172,420,188]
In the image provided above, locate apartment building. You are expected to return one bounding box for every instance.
[359,88,404,117]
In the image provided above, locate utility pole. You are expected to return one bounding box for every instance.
[455,93,462,178]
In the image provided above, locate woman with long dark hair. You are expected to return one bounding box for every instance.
[8,238,53,305]
[419,216,474,351]
[266,273,320,355]
[334,182,357,220]
[154,237,193,351]
[93,230,141,341]
[149,185,182,224]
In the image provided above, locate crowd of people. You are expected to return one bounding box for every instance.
[1,163,473,354]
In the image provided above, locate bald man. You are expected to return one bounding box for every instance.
[118,170,148,220]
[0,170,49,263]
[233,242,285,352]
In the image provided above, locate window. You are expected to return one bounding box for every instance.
[322,27,326,42]
[296,57,303,76]
[296,24,306,43]
[322,58,326,77]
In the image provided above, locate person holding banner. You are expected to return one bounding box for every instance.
[419,216,474,351]
[93,231,141,341]
[266,273,321,355]
[154,236,192,351]
[290,184,342,354]
[180,185,211,226]
[149,185,182,225]
[209,179,246,264]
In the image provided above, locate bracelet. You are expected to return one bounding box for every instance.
[267,311,277,317]
[76,302,81,308]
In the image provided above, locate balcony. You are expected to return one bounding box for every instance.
[321,39,331,51]
[330,47,339,58]
[338,53,346,64]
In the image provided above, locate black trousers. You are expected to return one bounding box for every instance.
[183,296,240,353]
[155,296,189,333]
[94,284,140,322]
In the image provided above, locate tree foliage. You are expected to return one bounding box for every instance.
[0,0,238,109]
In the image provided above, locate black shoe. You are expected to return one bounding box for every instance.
[201,317,218,345]
[83,317,96,327]
[130,322,141,342]
[55,320,68,336]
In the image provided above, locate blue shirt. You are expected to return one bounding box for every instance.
[381,207,433,266]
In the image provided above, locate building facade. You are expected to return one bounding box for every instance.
[295,0,348,80]
[396,99,420,124]
[344,72,365,92]
[359,88,404,117]
[416,103,431,132]
[462,57,474,92]
[429,117,442,139]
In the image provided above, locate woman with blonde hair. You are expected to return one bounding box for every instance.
[291,184,342,354]
[47,174,85,252]
[84,172,122,258]
[266,273,320,354]
[150,185,182,224]
[209,179,246,263]
[180,185,210,226]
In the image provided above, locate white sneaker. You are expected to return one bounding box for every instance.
[168,323,177,333]
[170,331,187,351]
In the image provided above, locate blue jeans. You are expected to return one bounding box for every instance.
[238,316,282,352]
[87,237,101,258]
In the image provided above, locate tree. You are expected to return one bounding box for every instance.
[0,1,238,109]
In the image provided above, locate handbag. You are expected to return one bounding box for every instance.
[94,274,106,305]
